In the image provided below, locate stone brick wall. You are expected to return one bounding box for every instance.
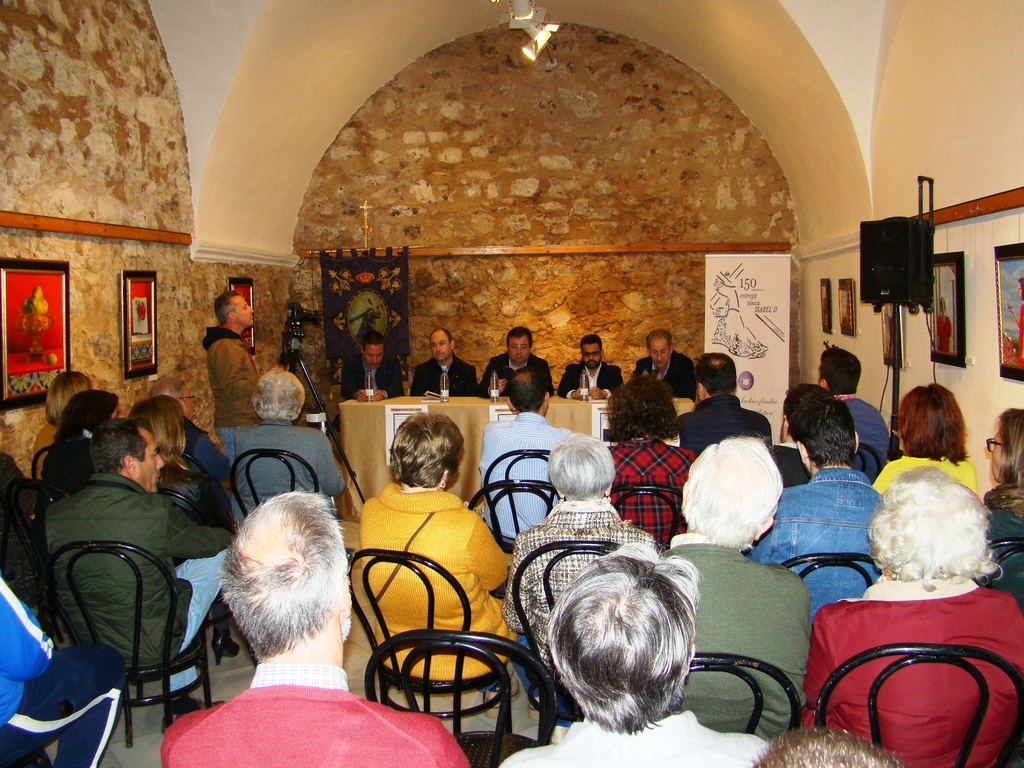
[293,25,799,385]
[0,0,293,472]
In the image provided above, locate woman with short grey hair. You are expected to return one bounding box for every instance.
[804,467,1024,767]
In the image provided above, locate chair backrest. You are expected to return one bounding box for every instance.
[349,548,473,652]
[814,643,1024,768]
[157,487,211,528]
[688,652,802,734]
[31,445,50,480]
[468,480,558,551]
[365,629,557,768]
[182,450,209,476]
[991,538,1024,567]
[853,444,886,483]
[609,482,684,548]
[483,449,551,486]
[781,552,878,589]
[509,539,617,659]
[230,448,320,516]
[50,540,182,677]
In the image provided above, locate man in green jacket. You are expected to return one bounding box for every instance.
[47,418,232,702]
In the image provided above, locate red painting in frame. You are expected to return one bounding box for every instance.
[122,271,157,379]
[0,260,70,409]
[228,277,255,356]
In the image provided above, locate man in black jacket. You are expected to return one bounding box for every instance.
[557,334,623,399]
[478,326,553,397]
[631,329,696,400]
[340,330,405,401]
[410,328,478,397]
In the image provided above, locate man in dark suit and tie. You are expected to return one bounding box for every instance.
[557,334,624,399]
[410,327,478,397]
[340,330,405,401]
[631,329,696,400]
[478,326,553,397]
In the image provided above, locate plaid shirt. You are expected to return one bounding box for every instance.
[610,439,695,547]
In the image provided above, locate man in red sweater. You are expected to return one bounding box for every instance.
[161,491,468,768]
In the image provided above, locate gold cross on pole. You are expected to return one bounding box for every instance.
[360,200,372,250]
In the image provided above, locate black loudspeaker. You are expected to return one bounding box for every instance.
[860,216,934,310]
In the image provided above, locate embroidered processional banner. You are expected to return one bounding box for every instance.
[703,253,792,431]
[319,248,410,384]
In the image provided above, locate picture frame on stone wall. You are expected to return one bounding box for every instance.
[995,242,1024,382]
[228,277,255,356]
[121,271,158,380]
[838,278,856,337]
[820,278,832,334]
[0,259,70,410]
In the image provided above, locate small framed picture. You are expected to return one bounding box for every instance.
[0,259,70,409]
[820,279,832,334]
[122,271,157,379]
[931,251,966,368]
[996,242,1024,382]
[228,277,255,356]
[838,278,856,337]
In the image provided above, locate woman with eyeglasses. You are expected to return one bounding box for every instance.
[985,409,1024,612]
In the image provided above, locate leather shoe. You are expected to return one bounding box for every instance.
[212,629,240,665]
[170,696,203,717]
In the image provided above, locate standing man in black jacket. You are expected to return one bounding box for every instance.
[632,329,696,400]
[410,328,478,397]
[557,334,623,399]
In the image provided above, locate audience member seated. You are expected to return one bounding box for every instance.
[770,384,821,488]
[872,384,977,493]
[47,418,232,707]
[477,369,571,542]
[501,545,766,768]
[161,492,468,768]
[607,375,695,544]
[361,413,512,678]
[150,376,232,513]
[478,325,553,398]
[818,346,889,461]
[409,327,478,397]
[32,370,91,459]
[233,371,345,518]
[41,389,118,496]
[804,468,1024,768]
[986,408,1024,612]
[678,353,772,457]
[750,391,881,618]
[0,576,124,768]
[556,333,623,400]
[340,329,405,401]
[502,434,656,666]
[754,727,908,768]
[665,437,810,740]
[631,328,696,400]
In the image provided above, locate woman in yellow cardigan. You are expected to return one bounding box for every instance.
[360,412,512,678]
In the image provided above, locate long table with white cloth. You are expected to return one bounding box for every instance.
[335,395,693,512]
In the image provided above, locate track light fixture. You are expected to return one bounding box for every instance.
[493,0,559,61]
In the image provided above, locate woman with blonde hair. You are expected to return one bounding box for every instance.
[33,370,91,456]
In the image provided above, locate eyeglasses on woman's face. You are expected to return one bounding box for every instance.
[986,437,1003,453]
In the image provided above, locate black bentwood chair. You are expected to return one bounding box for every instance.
[366,630,557,768]
[230,448,320,517]
[688,653,802,734]
[609,482,685,549]
[782,552,878,589]
[50,541,212,747]
[468,481,558,553]
[814,643,1024,768]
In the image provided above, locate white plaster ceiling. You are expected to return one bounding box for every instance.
[148,0,891,263]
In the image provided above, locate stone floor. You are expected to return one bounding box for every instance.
[90,518,539,767]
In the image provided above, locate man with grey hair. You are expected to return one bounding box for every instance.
[502,544,766,767]
[665,436,810,740]
[233,371,344,518]
[161,492,468,767]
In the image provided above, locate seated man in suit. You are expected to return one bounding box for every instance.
[632,329,696,400]
[478,326,553,397]
[678,352,772,457]
[409,327,478,397]
[161,492,467,767]
[556,333,623,400]
[665,436,810,740]
[340,330,404,401]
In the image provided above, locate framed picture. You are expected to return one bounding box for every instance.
[838,278,856,337]
[122,271,157,379]
[228,277,255,356]
[820,278,832,334]
[931,251,966,368]
[882,304,908,368]
[0,260,70,409]
[996,242,1024,382]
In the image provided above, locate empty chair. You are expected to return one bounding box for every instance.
[814,643,1024,768]
[688,652,801,734]
[365,629,557,768]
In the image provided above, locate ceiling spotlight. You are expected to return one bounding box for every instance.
[521,22,553,60]
[497,0,559,60]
